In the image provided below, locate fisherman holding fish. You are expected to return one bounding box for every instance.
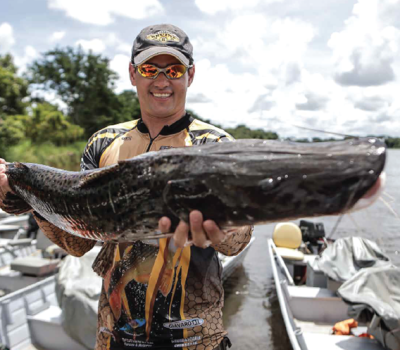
[0,24,253,350]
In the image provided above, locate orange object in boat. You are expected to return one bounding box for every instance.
[333,319,358,335]
[359,333,374,339]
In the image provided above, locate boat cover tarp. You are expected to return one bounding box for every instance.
[314,237,390,282]
[55,246,102,349]
[338,265,400,350]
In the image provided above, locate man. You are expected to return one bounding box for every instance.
[0,24,252,350]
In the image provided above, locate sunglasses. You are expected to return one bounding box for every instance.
[135,63,191,80]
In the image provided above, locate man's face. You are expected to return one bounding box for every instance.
[129,54,195,120]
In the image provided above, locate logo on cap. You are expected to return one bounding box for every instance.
[147,31,179,43]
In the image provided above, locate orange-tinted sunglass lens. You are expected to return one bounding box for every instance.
[166,65,186,79]
[138,64,158,78]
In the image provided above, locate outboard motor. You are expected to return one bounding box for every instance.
[299,220,326,254]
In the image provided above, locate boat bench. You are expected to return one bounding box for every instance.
[286,285,350,324]
[27,305,87,350]
[302,332,385,350]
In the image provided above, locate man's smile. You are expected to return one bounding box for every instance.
[151,92,173,99]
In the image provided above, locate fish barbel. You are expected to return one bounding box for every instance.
[3,138,386,242]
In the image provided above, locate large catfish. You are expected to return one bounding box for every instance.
[2,138,386,242]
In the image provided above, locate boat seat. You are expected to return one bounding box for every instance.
[27,305,87,350]
[273,223,305,261]
[10,257,60,277]
[275,247,304,260]
[302,332,385,350]
[42,244,68,259]
[286,285,349,323]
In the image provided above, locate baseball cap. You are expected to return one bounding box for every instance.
[131,24,194,68]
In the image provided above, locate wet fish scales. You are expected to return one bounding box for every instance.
[4,138,386,242]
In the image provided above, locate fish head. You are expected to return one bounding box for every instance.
[163,137,387,224]
[254,137,387,216]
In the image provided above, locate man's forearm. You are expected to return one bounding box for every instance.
[212,225,253,256]
[33,212,96,257]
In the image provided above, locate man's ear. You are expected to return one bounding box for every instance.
[187,64,195,87]
[129,63,137,86]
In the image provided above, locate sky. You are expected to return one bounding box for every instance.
[1,0,400,139]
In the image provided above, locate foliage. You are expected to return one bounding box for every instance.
[27,47,134,138]
[5,140,86,171]
[116,90,141,123]
[27,103,84,145]
[0,115,28,156]
[226,124,278,140]
[187,111,278,140]
[0,103,84,158]
[0,54,29,116]
[381,136,400,149]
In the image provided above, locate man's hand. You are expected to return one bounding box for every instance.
[0,158,12,203]
[158,210,228,248]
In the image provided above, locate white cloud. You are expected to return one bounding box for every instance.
[186,16,318,136]
[50,31,66,42]
[353,94,389,111]
[116,43,132,55]
[105,33,131,54]
[187,58,270,128]
[194,0,281,15]
[75,39,106,53]
[13,45,39,73]
[184,2,400,138]
[109,54,132,93]
[193,15,315,78]
[328,0,400,86]
[48,0,163,25]
[0,22,15,53]
[30,90,68,113]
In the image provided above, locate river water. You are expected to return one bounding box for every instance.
[222,149,400,350]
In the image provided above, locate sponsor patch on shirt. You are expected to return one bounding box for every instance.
[163,318,204,329]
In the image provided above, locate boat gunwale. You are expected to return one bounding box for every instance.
[268,238,305,350]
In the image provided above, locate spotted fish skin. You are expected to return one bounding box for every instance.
[4,138,386,242]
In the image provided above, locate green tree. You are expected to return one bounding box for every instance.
[226,124,278,140]
[27,103,84,145]
[116,90,141,123]
[0,54,29,117]
[0,115,28,156]
[186,110,223,128]
[27,47,139,138]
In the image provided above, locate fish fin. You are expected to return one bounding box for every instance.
[78,164,119,189]
[1,192,32,215]
[92,242,118,277]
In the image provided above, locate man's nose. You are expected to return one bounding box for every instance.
[154,72,170,88]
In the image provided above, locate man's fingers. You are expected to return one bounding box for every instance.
[0,159,6,164]
[190,211,209,248]
[203,220,226,245]
[0,173,11,200]
[158,216,171,233]
[174,220,190,248]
